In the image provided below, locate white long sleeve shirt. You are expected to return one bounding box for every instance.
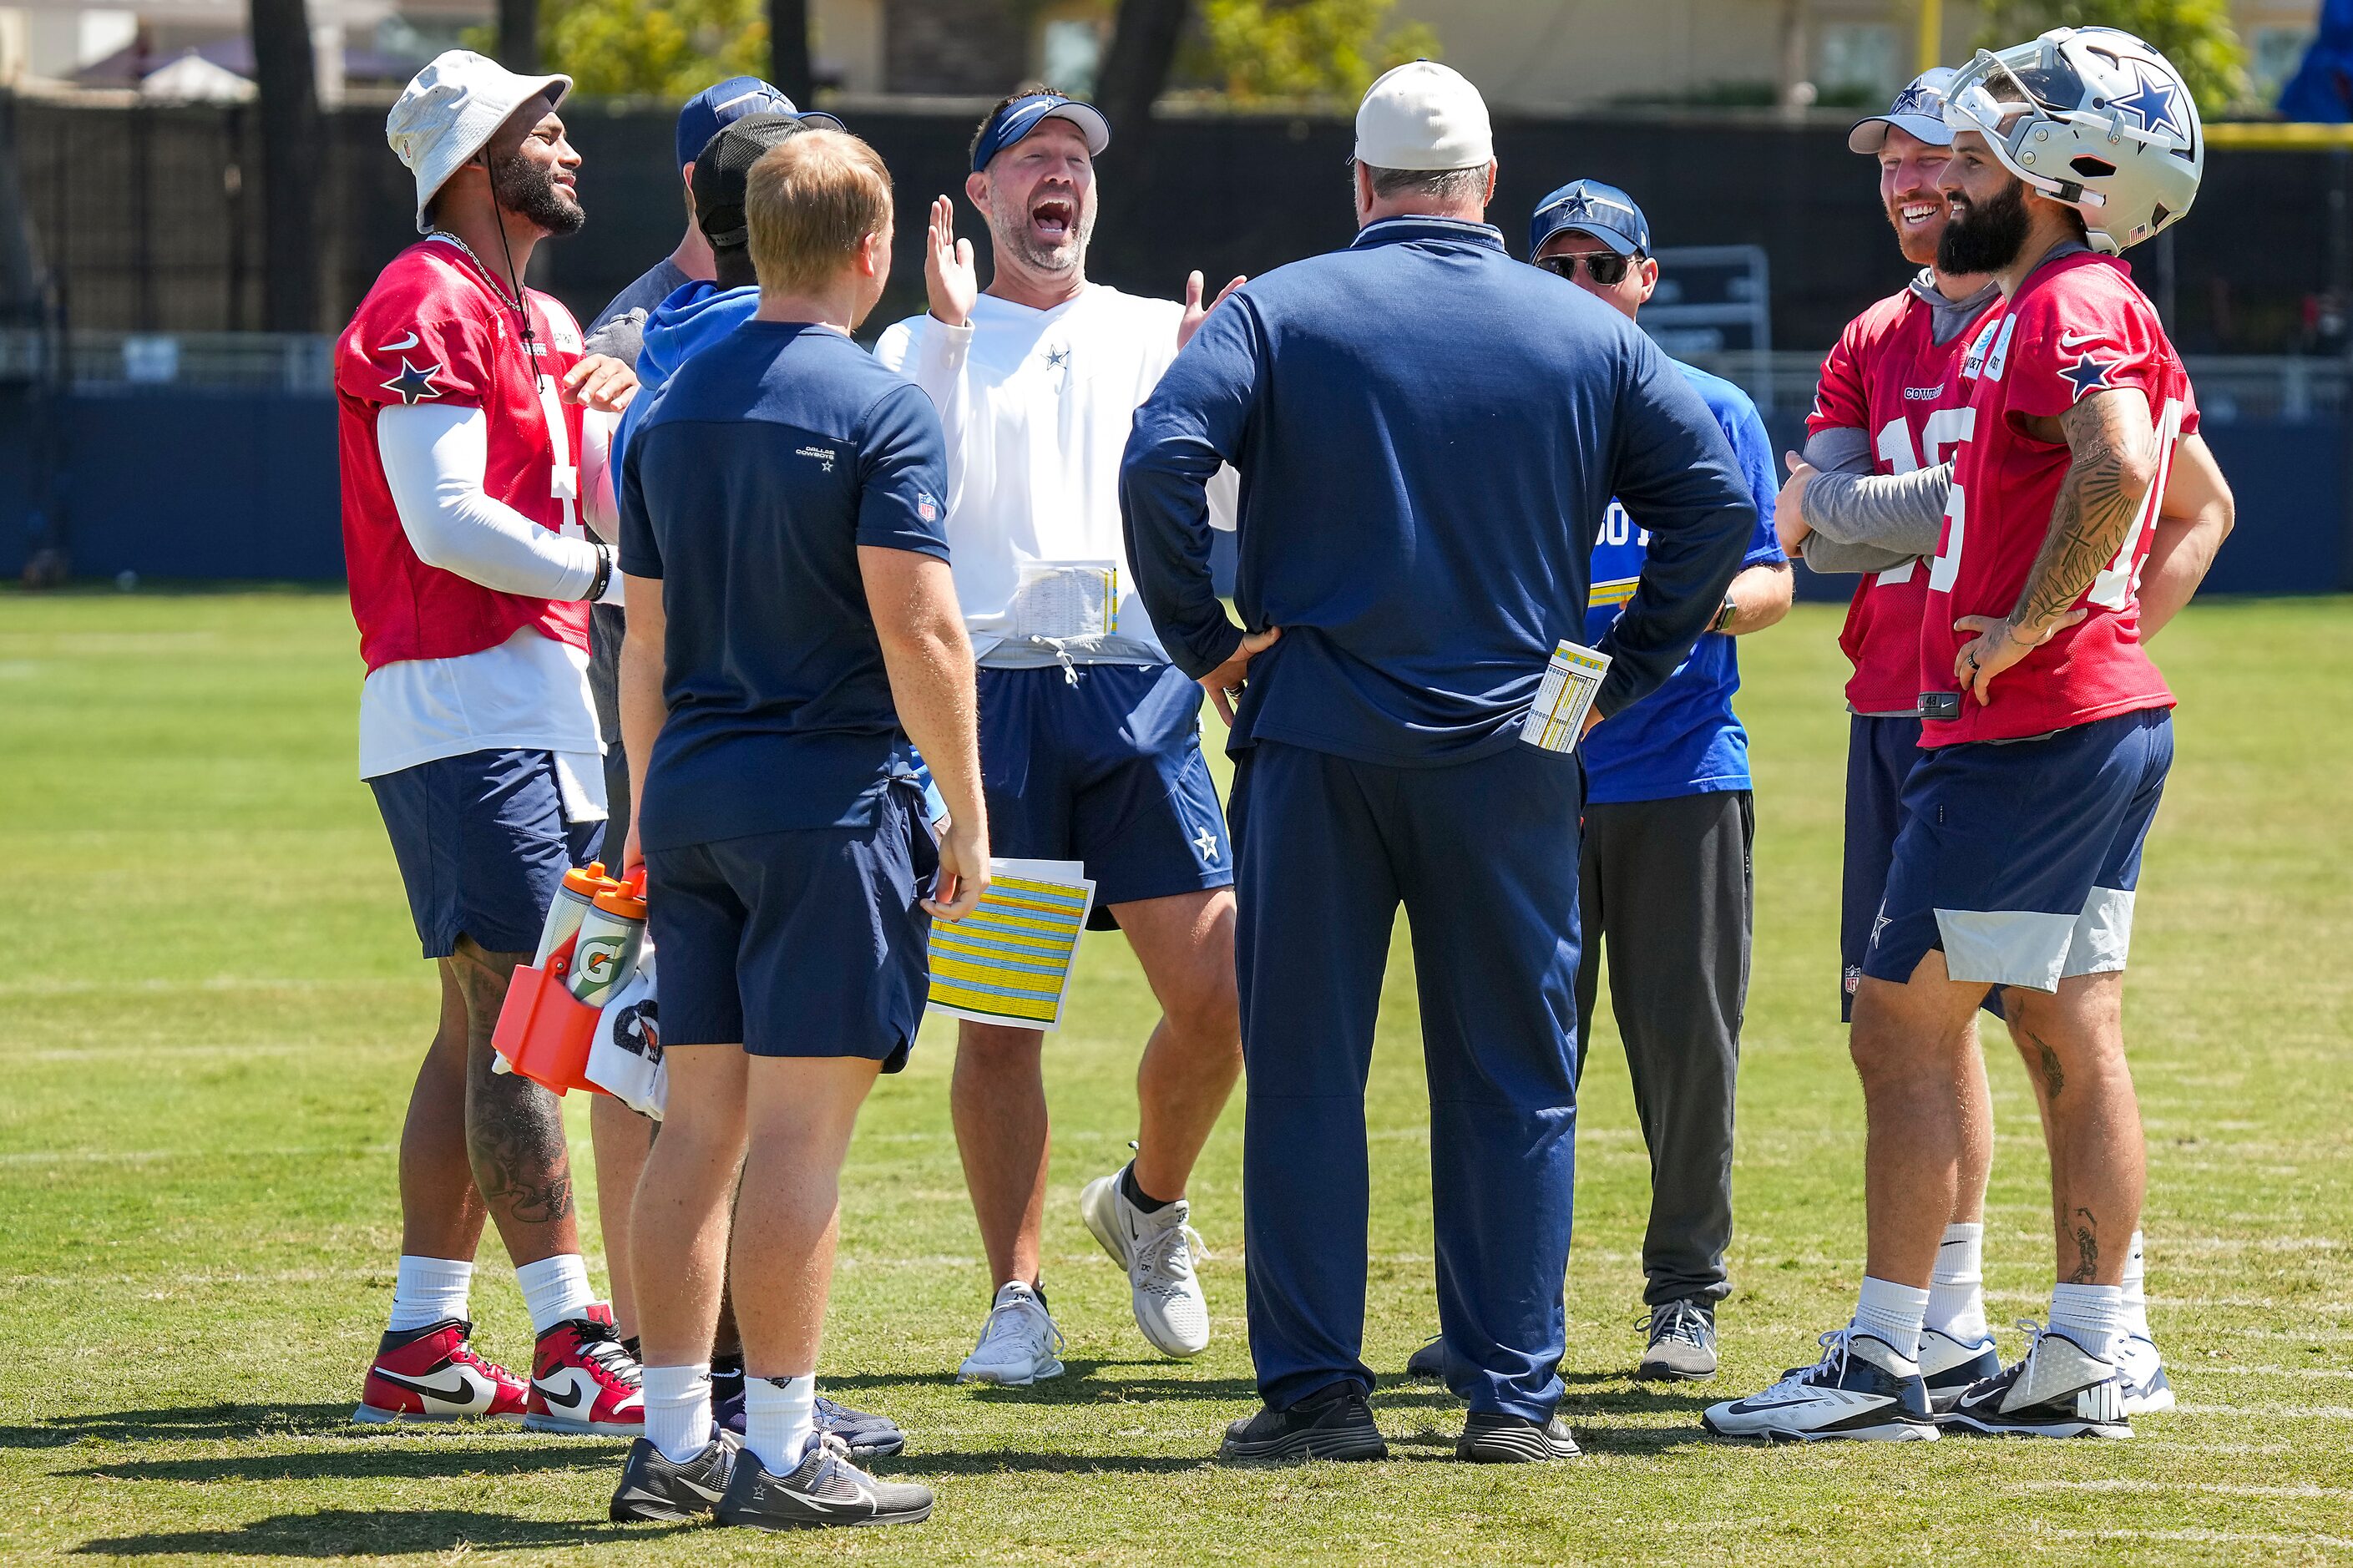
[873,284,1235,668]
[357,402,617,816]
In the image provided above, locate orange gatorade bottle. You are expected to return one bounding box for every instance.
[569,869,647,1008]
[534,861,616,968]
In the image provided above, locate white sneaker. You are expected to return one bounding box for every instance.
[2116,1333,2173,1414]
[1701,1328,1939,1443]
[1079,1165,1212,1358]
[957,1282,1066,1386]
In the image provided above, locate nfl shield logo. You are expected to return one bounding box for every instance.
[918,492,939,524]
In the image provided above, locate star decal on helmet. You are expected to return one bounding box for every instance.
[381,356,445,406]
[2112,63,2184,139]
[2060,352,2118,401]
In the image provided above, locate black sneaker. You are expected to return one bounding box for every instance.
[1218,1384,1388,1463]
[711,1353,746,1434]
[1945,1323,2132,1439]
[1636,1298,1718,1381]
[1456,1411,1582,1463]
[1404,1335,1445,1381]
[715,1434,934,1530]
[609,1432,738,1522]
[711,1373,900,1459]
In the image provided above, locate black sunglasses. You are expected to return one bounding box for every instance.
[1537,250,1641,286]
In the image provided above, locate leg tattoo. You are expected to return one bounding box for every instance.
[2069,1206,2099,1284]
[451,942,574,1227]
[2032,1030,2065,1099]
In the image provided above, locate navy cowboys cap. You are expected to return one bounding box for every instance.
[1848,68,1959,154]
[676,76,843,169]
[970,92,1111,174]
[1528,179,1651,258]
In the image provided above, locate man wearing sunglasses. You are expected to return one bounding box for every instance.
[1525,179,1789,1383]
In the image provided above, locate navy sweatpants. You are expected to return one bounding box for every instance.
[1229,737,1585,1421]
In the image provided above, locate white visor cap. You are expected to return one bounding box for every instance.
[1354,60,1493,172]
[389,49,573,234]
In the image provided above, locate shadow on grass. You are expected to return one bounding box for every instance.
[62,1444,615,1485]
[73,1510,683,1557]
[955,1360,1261,1404]
[1,1405,384,1449]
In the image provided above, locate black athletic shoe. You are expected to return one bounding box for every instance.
[708,1363,900,1458]
[609,1432,738,1522]
[715,1434,933,1530]
[1456,1411,1581,1463]
[1945,1323,2132,1439]
[1404,1336,1446,1381]
[1636,1298,1718,1381]
[1219,1384,1388,1463]
[711,1354,746,1434]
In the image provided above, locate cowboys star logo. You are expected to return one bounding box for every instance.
[380,355,445,406]
[2111,63,2185,140]
[2060,352,2118,401]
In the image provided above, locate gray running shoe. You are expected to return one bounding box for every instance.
[608,1431,738,1522]
[715,1434,934,1530]
[1218,1384,1388,1463]
[1456,1412,1582,1463]
[1637,1298,1718,1381]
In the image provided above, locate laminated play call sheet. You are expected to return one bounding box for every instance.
[925,858,1098,1029]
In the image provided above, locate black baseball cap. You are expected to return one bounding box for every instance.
[690,113,813,250]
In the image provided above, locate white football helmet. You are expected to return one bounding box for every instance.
[1942,27,2202,254]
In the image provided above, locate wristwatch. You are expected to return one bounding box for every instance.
[1712,593,1738,635]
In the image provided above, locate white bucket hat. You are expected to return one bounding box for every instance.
[387,49,572,234]
[1354,60,1492,172]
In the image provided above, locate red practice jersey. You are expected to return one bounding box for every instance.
[1923,251,2195,747]
[336,240,590,674]
[1807,281,1997,715]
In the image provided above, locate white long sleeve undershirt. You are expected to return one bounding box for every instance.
[377,402,605,601]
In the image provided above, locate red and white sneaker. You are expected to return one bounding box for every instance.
[354,1318,528,1425]
[523,1307,644,1436]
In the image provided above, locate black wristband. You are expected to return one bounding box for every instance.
[587,541,612,603]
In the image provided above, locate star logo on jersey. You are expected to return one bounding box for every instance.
[1192,827,1221,863]
[1044,346,1071,371]
[2060,352,2118,401]
[2112,63,2185,140]
[380,356,445,406]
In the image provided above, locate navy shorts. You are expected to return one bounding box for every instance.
[1841,714,1922,1021]
[644,783,936,1068]
[1863,708,2173,996]
[370,748,602,959]
[979,662,1233,931]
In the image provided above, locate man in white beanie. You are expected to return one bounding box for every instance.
[336,49,644,1439]
[1122,60,1756,1464]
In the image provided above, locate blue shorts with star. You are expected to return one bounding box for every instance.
[978,662,1233,931]
[1862,707,2172,996]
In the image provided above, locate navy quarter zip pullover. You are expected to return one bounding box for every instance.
[1121,215,1756,767]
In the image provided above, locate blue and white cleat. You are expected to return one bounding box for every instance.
[1945,1322,2132,1439]
[1702,1329,1940,1442]
[1920,1325,2003,1414]
[2117,1333,2173,1414]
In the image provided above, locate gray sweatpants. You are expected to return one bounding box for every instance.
[1572,788,1753,1308]
[588,601,630,852]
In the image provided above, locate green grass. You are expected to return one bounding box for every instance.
[2,589,2349,1565]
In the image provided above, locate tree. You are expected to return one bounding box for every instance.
[1975,0,2252,114]
[1199,0,1439,105]
[248,0,321,332]
[522,0,772,100]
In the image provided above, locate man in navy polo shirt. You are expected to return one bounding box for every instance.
[1525,180,1789,1381]
[1123,63,1755,1465]
[609,129,980,1531]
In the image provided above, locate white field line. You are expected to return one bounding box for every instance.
[2173,1403,2353,1418]
[2036,1529,2353,1551]
[2011,1479,2347,1500]
[6,975,423,998]
[24,1044,324,1062]
[0,1146,397,1166]
[2185,1365,2353,1378]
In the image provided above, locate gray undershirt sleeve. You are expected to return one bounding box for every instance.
[1801,443,1951,557]
[1791,426,1946,576]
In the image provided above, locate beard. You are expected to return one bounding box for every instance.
[988,186,1093,276]
[1937,177,2030,275]
[489,150,584,237]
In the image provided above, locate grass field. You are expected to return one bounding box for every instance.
[3,589,2350,1565]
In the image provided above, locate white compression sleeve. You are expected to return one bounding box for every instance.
[377,402,601,601]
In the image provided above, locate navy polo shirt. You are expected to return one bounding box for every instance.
[1121,215,1758,769]
[1581,362,1784,803]
[618,321,950,852]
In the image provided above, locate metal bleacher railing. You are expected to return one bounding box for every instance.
[0,329,2345,427]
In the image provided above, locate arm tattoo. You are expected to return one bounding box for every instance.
[2069,1206,2100,1284]
[2011,394,2151,634]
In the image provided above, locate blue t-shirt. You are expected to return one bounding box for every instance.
[1580,362,1784,803]
[618,321,950,852]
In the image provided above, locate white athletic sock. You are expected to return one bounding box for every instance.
[1853,1276,1930,1363]
[388,1256,473,1333]
[744,1373,817,1475]
[2049,1282,2124,1364]
[641,1363,714,1464]
[1925,1222,1988,1343]
[515,1254,597,1336]
[2120,1230,2152,1341]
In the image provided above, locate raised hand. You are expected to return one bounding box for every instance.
[927,195,979,328]
[1179,270,1247,349]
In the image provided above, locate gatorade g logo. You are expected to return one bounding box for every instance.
[614,999,660,1063]
[576,936,625,986]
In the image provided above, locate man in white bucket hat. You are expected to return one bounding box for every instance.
[337,48,645,1439]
